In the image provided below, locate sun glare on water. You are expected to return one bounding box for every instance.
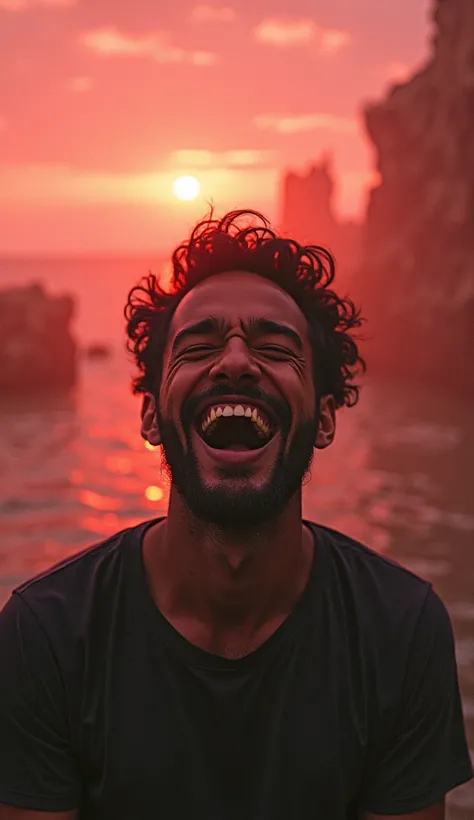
[172,175,201,201]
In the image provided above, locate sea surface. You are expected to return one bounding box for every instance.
[0,257,473,815]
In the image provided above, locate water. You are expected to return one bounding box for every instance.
[0,258,473,814]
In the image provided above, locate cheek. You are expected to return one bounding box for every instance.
[159,385,183,427]
[160,363,205,424]
[297,364,316,415]
[302,384,317,419]
[158,378,179,425]
[275,367,315,421]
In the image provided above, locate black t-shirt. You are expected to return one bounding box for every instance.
[0,519,472,819]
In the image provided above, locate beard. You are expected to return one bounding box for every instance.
[155,386,318,530]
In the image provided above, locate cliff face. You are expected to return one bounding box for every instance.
[360,0,474,387]
[0,283,77,395]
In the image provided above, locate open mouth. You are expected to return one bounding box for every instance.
[196,403,277,451]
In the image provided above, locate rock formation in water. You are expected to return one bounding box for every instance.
[280,156,337,246]
[359,0,474,388]
[279,156,361,279]
[0,282,77,394]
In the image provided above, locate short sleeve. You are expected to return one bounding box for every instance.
[360,588,473,815]
[0,591,80,811]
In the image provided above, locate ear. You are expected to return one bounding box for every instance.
[315,394,336,450]
[141,393,161,446]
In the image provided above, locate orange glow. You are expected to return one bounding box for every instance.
[145,441,159,451]
[0,3,430,253]
[79,489,123,511]
[106,456,133,474]
[145,486,164,502]
[81,514,122,537]
[172,175,201,201]
[69,469,84,484]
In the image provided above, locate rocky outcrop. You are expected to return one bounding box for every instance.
[280,156,337,246]
[359,0,474,389]
[279,157,361,280]
[0,283,77,394]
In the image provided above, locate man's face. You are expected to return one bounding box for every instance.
[142,271,335,528]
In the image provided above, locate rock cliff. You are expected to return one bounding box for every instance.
[280,156,361,280]
[359,0,474,389]
[0,282,77,394]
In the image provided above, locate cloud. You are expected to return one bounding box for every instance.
[254,113,356,135]
[191,51,216,66]
[319,29,351,55]
[169,149,277,168]
[254,18,316,47]
[253,17,351,54]
[190,5,235,24]
[69,76,93,93]
[81,27,217,66]
[0,0,74,9]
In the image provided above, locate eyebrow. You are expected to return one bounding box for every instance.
[170,314,303,357]
[170,317,226,358]
[245,317,303,351]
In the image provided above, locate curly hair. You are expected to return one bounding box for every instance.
[125,209,366,408]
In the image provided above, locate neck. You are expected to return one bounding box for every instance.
[142,489,315,657]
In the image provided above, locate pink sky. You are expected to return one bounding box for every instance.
[0,0,431,253]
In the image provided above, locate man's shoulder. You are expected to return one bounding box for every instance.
[11,518,158,618]
[307,520,434,626]
[309,519,431,582]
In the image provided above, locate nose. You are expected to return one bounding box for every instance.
[209,336,261,384]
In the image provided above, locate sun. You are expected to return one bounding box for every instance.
[172,175,201,201]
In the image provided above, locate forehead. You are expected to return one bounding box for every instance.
[169,271,308,338]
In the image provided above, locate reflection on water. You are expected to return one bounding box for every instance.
[0,354,472,815]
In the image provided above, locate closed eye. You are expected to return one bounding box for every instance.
[257,345,294,357]
[180,343,295,360]
[182,344,218,356]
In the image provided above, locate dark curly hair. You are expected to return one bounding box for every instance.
[125,209,366,408]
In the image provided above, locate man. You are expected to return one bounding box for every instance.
[0,210,472,819]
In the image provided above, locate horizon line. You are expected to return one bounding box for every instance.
[0,249,170,260]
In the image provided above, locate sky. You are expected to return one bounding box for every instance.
[0,0,432,253]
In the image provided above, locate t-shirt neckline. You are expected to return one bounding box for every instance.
[131,516,326,672]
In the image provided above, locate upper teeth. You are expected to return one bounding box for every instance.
[201,404,271,436]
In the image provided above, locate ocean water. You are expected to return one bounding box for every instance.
[0,257,473,815]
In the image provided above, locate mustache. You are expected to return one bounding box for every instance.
[181,384,292,431]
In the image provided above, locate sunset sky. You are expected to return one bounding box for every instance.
[0,0,431,253]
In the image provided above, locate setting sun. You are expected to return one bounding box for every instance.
[172,175,201,201]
